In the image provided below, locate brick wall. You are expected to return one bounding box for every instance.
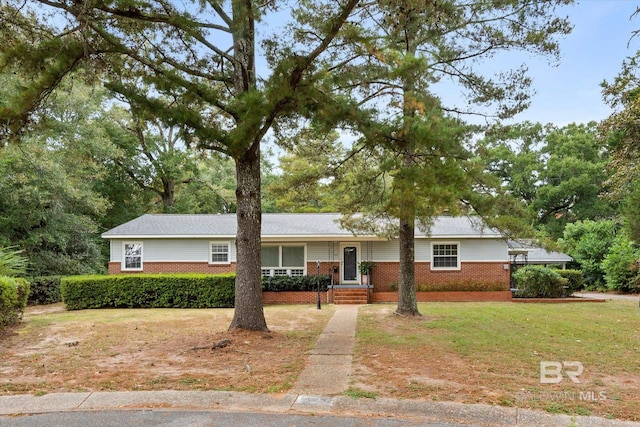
[371,291,512,303]
[371,261,510,291]
[307,261,341,285]
[108,262,236,275]
[262,291,330,305]
[107,260,510,294]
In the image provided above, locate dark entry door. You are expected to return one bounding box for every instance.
[342,245,358,283]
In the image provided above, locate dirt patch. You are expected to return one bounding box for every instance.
[0,304,334,395]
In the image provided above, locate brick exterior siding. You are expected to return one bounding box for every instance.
[371,291,512,303]
[110,260,510,290]
[108,260,511,304]
[108,262,236,275]
[370,261,510,292]
[262,291,330,305]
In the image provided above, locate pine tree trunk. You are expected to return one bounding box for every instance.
[228,150,268,331]
[395,30,421,317]
[227,0,267,331]
[396,215,421,316]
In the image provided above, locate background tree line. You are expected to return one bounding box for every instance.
[1,0,640,330]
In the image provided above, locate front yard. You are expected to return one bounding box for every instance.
[0,304,335,395]
[352,301,640,421]
[1,300,638,421]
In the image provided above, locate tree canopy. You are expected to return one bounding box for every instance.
[478,121,615,239]
[0,0,370,330]
[601,51,640,243]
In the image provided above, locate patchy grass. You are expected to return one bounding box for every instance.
[343,387,378,399]
[3,300,640,421]
[352,301,640,421]
[0,304,335,396]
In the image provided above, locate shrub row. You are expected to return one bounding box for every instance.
[557,269,584,293]
[27,276,62,305]
[60,274,333,310]
[61,274,236,310]
[415,280,508,292]
[0,276,30,328]
[262,275,330,292]
[512,266,569,298]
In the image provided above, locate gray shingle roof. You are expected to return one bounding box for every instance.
[102,213,502,239]
[508,240,573,264]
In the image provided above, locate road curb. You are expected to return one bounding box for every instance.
[2,391,639,426]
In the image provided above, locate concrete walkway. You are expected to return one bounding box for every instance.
[290,304,360,395]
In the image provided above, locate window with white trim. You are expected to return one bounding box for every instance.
[123,242,143,271]
[210,242,231,264]
[261,245,306,277]
[431,242,459,269]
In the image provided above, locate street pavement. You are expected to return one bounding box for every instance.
[1,305,639,426]
[0,408,484,427]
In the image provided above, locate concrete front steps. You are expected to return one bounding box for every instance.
[333,288,368,304]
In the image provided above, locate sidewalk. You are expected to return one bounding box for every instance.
[290,304,359,395]
[1,305,639,427]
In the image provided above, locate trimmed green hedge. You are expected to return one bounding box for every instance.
[27,276,62,305]
[416,280,507,292]
[0,276,30,328]
[513,266,568,298]
[557,269,584,294]
[61,274,235,310]
[262,275,331,292]
[61,274,336,310]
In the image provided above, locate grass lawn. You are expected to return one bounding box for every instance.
[0,304,335,395]
[2,300,639,421]
[352,301,640,421]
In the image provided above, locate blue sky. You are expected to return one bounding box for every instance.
[503,1,640,126]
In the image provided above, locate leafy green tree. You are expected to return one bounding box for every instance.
[602,232,640,293]
[1,0,366,331]
[93,161,155,232]
[601,52,640,243]
[559,220,618,289]
[620,186,640,244]
[339,103,477,316]
[101,102,200,213]
[173,154,238,214]
[0,139,108,276]
[535,122,614,237]
[0,79,112,275]
[477,122,546,209]
[478,122,614,239]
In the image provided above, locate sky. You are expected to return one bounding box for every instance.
[497,1,640,126]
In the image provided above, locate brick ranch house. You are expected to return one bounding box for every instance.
[102,213,515,303]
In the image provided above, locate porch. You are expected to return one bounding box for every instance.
[332,285,371,304]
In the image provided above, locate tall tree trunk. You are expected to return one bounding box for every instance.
[396,195,420,316]
[395,27,420,317]
[227,0,267,331]
[229,149,268,331]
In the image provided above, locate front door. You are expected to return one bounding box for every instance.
[340,243,360,284]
